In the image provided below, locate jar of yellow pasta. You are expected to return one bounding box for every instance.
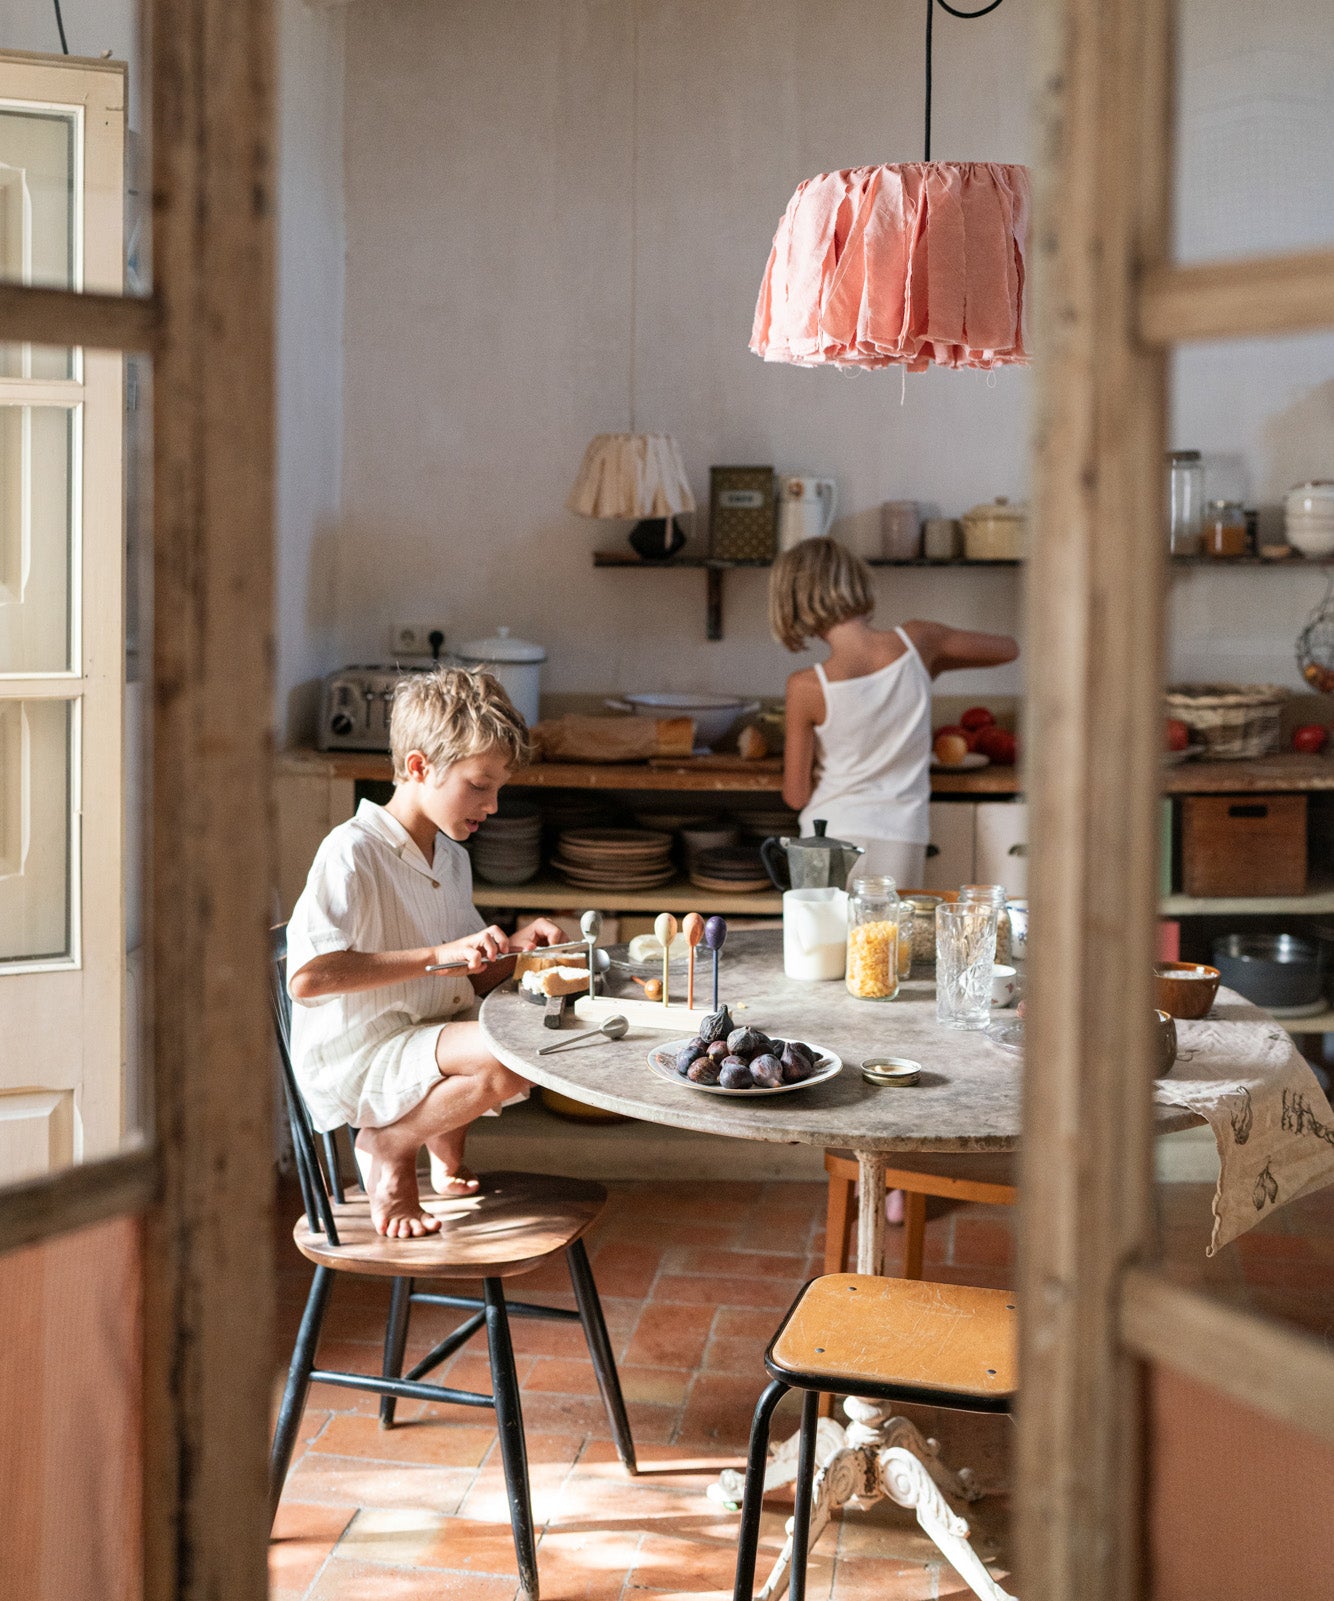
[846,875,901,1001]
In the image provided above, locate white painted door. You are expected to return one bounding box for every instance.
[0,57,125,1183]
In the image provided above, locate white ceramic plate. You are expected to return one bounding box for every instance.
[1161,744,1206,767]
[930,751,990,771]
[647,1037,843,1097]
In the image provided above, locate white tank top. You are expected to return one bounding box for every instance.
[799,627,932,846]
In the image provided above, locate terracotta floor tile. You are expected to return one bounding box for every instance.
[534,1527,644,1600]
[268,1501,354,1594]
[674,1374,803,1449]
[307,1556,517,1601]
[831,1557,939,1600]
[629,1509,818,1593]
[281,1452,477,1513]
[663,1246,812,1279]
[573,1440,747,1478]
[527,1357,691,1407]
[654,1273,806,1309]
[310,1413,496,1467]
[452,1460,572,1526]
[588,1238,664,1298]
[711,1306,784,1342]
[699,1334,771,1376]
[950,1217,1016,1269]
[511,1390,679,1444]
[338,1507,524,1574]
[621,1302,716,1368]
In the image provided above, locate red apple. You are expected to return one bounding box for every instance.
[961,706,995,732]
[1292,724,1329,755]
[975,726,1018,765]
[1165,718,1190,753]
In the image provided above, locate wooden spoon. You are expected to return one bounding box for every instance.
[653,912,678,1008]
[681,912,705,1010]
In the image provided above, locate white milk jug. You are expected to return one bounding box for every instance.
[783,887,849,981]
[777,476,838,551]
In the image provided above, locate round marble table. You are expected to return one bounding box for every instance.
[480,929,1054,1601]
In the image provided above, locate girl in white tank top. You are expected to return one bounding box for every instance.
[769,539,1018,887]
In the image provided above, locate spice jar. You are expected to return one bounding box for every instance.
[1203,499,1247,558]
[846,875,901,1001]
[904,894,943,970]
[958,884,1010,964]
[1168,451,1203,555]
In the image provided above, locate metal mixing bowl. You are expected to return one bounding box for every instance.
[1211,933,1324,1011]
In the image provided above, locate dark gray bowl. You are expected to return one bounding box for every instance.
[1211,933,1324,1010]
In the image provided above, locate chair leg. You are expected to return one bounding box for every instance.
[270,1264,333,1521]
[484,1277,540,1601]
[732,1378,790,1601]
[820,1170,857,1418]
[789,1390,820,1601]
[567,1238,637,1474]
[902,1190,928,1280]
[379,1275,414,1429]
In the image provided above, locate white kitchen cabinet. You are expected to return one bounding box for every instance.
[924,802,976,892]
[975,801,1029,896]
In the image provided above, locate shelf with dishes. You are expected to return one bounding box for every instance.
[472,874,784,916]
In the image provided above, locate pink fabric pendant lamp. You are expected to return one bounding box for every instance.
[750,0,1029,374]
[750,160,1030,373]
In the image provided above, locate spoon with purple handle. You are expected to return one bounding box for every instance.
[703,915,727,1012]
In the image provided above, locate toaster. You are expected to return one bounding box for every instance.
[317,664,427,752]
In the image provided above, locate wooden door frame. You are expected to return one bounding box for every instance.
[0,9,275,1601]
[1018,1,1334,1599]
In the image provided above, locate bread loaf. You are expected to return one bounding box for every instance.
[531,714,695,763]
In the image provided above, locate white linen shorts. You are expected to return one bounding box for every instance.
[838,837,928,891]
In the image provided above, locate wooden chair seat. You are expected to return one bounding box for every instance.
[768,1273,1017,1410]
[293,1170,607,1280]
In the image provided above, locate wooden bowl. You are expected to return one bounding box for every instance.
[1154,962,1221,1020]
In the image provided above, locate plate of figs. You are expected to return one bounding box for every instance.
[647,1007,842,1097]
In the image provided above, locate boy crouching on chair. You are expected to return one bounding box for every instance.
[286,667,563,1239]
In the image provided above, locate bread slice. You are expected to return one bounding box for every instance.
[519,964,594,998]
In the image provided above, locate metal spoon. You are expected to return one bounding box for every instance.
[537,1014,629,1054]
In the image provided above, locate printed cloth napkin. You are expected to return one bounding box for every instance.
[1153,988,1334,1253]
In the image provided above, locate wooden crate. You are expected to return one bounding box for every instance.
[1180,794,1307,898]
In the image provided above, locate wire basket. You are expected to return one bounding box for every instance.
[1164,684,1289,760]
[1297,577,1334,694]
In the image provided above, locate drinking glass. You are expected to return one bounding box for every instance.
[935,902,997,1029]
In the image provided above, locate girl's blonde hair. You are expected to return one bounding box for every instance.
[768,537,874,652]
[389,665,533,782]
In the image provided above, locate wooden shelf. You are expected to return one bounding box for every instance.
[1278,1010,1334,1035]
[471,872,782,915]
[1161,880,1334,916]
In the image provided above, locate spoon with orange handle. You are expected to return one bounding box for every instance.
[681,912,705,1010]
[653,912,678,1008]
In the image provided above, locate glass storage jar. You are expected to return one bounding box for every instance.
[846,875,901,1000]
[1203,499,1247,558]
[1168,450,1203,555]
[904,894,943,970]
[958,884,1009,963]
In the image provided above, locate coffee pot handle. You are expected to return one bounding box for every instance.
[760,836,790,892]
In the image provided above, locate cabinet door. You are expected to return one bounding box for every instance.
[975,801,1029,896]
[924,802,976,892]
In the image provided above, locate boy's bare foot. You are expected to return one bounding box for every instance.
[427,1150,481,1197]
[354,1130,442,1238]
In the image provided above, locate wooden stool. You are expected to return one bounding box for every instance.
[732,1274,1017,1601]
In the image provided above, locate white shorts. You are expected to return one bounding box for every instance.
[838,837,928,892]
[339,1011,527,1132]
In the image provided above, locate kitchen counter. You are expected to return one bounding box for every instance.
[276,746,1334,797]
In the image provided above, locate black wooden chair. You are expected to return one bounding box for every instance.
[731,1273,1016,1601]
[269,927,636,1601]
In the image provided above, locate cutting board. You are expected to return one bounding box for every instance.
[646,754,783,774]
[571,993,715,1034]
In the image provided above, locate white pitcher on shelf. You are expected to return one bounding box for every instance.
[776,475,838,550]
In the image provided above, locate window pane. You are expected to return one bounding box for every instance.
[0,108,74,291]
[0,403,73,673]
[0,696,70,962]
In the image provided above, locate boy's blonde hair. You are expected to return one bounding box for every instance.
[768,537,874,652]
[389,666,533,782]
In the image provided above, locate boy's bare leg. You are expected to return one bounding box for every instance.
[354,1022,529,1237]
[426,1022,530,1196]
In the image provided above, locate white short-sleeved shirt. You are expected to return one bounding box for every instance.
[286,799,486,1131]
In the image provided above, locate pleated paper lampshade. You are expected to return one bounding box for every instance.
[750,160,1031,374]
[567,432,696,559]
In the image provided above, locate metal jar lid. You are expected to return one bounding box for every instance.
[861,1057,922,1087]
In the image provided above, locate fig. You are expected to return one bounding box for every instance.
[687,1055,722,1085]
[699,1006,734,1045]
[750,1053,783,1088]
[718,1060,753,1090]
[675,1039,706,1075]
[706,1039,730,1064]
[727,1027,766,1060]
[780,1043,814,1083]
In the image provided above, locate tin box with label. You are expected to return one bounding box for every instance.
[708,465,777,560]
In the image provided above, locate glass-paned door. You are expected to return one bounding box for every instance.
[0,57,126,1183]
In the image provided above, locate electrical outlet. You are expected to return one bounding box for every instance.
[389,622,447,659]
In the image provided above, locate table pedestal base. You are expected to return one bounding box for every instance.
[713,1404,1013,1601]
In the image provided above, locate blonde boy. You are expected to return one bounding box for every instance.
[286,667,562,1238]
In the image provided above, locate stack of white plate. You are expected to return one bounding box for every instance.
[551,828,675,891]
[1286,482,1334,558]
[470,802,542,885]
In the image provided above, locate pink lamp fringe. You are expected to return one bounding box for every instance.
[750,161,1031,373]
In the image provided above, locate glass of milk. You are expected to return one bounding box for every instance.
[783,888,849,981]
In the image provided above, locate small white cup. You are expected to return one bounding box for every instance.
[991,964,1020,1008]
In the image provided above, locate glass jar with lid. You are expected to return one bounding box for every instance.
[1167,450,1203,555]
[958,883,1010,963]
[846,875,901,1000]
[1203,499,1247,558]
[904,894,943,970]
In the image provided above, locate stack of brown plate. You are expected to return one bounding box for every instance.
[734,807,801,844]
[690,844,770,894]
[551,828,675,891]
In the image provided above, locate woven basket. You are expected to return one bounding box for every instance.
[1165,684,1288,760]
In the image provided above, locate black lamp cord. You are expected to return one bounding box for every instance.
[53,0,70,54]
[925,0,1005,161]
